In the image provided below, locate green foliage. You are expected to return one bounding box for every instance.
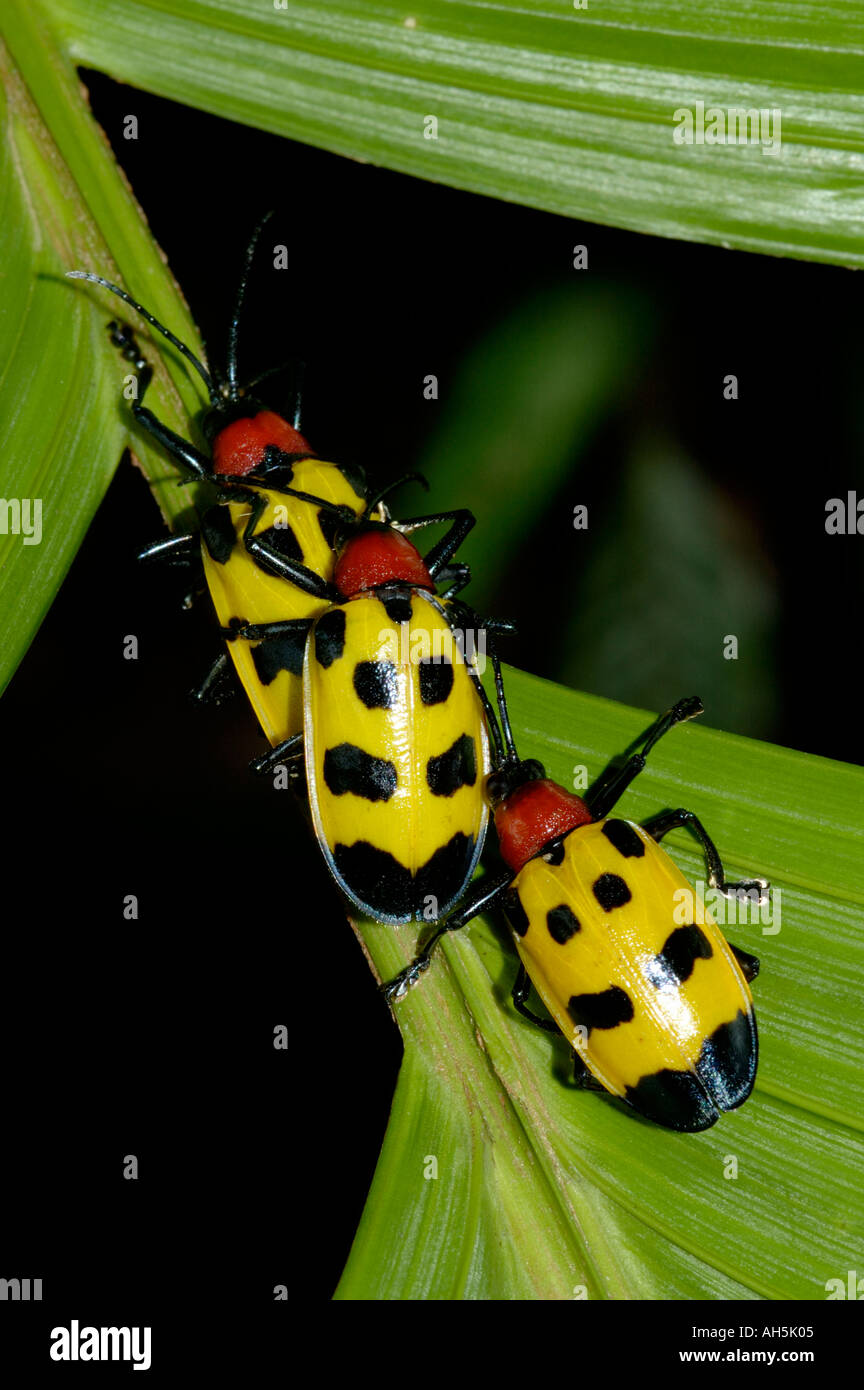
[1,0,862,1303]
[52,0,864,266]
[340,671,864,1299]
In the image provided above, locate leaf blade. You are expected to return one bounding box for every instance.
[43,0,864,266]
[339,671,864,1299]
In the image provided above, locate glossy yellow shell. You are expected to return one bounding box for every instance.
[510,818,756,1129]
[304,589,491,922]
[202,459,369,745]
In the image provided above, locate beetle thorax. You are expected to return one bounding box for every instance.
[494,780,593,872]
[212,410,312,476]
[334,527,434,598]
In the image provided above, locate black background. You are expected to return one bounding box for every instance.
[1,65,862,1351]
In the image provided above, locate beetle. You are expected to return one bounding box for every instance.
[230,489,505,922]
[384,657,769,1132]
[67,222,383,749]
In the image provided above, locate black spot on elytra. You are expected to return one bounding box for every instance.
[381,593,413,625]
[353,661,398,709]
[601,819,645,858]
[419,657,454,705]
[332,831,476,921]
[323,744,397,801]
[426,734,477,797]
[624,1068,719,1133]
[336,459,367,499]
[622,1008,757,1131]
[647,923,713,988]
[333,842,414,920]
[317,508,341,550]
[200,505,236,564]
[696,1009,758,1111]
[251,629,308,683]
[415,832,476,916]
[314,609,347,667]
[260,445,302,478]
[546,904,581,944]
[256,523,303,563]
[592,872,632,911]
[504,888,530,937]
[567,985,634,1035]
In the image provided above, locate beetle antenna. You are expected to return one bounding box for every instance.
[226,211,273,399]
[243,359,294,392]
[244,358,306,432]
[291,359,305,432]
[363,472,429,520]
[477,666,505,764]
[67,272,217,401]
[67,272,216,399]
[491,649,519,762]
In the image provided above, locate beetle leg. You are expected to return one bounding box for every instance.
[132,405,211,481]
[138,532,200,568]
[189,651,237,705]
[511,965,560,1033]
[381,869,512,1003]
[435,561,472,599]
[513,969,606,1090]
[641,807,770,904]
[729,944,761,983]
[396,508,476,578]
[250,733,304,777]
[107,321,212,482]
[222,617,312,645]
[572,1053,606,1092]
[587,697,704,819]
[245,539,338,598]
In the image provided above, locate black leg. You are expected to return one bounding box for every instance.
[107,321,212,482]
[440,601,518,768]
[641,807,770,904]
[572,1053,606,1092]
[107,320,152,387]
[189,652,236,706]
[587,696,704,820]
[250,733,304,777]
[435,561,472,599]
[482,616,518,636]
[513,969,605,1089]
[442,602,502,761]
[138,532,200,568]
[129,406,212,481]
[223,617,313,644]
[381,869,512,1003]
[181,583,206,611]
[511,965,559,1033]
[730,943,761,982]
[243,530,338,598]
[397,509,476,579]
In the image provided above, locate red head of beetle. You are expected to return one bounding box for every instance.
[487,760,593,872]
[333,526,434,599]
[211,410,313,477]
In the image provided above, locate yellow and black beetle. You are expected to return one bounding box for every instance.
[68,225,382,751]
[231,490,505,923]
[385,658,768,1132]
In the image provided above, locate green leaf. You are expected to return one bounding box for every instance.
[0,11,209,695]
[3,0,861,1305]
[560,436,780,738]
[45,0,864,267]
[417,281,652,613]
[337,671,864,1300]
[3,0,862,686]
